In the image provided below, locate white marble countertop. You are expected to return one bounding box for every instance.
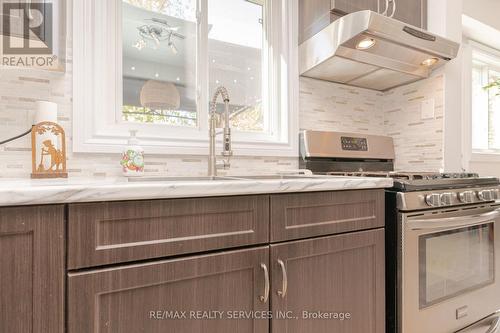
[0,175,394,207]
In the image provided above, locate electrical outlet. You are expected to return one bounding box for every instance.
[421,98,435,120]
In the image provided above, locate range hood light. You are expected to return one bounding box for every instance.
[356,38,376,50]
[421,57,439,67]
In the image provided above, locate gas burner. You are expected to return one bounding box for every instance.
[325,171,481,181]
[323,171,494,191]
[439,172,480,179]
[300,131,499,192]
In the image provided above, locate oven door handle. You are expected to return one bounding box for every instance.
[486,317,500,333]
[408,209,500,231]
[457,312,500,332]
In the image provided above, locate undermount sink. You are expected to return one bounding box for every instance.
[230,175,317,180]
[127,174,318,182]
[127,176,241,182]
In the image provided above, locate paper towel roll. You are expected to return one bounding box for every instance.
[34,101,58,124]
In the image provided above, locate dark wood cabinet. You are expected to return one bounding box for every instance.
[0,0,51,42]
[270,189,384,242]
[68,247,270,333]
[331,0,379,15]
[270,229,385,333]
[390,0,427,29]
[1,189,387,333]
[331,0,426,28]
[299,0,427,44]
[0,205,65,333]
[299,0,332,44]
[68,195,269,269]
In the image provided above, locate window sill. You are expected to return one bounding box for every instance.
[74,137,298,157]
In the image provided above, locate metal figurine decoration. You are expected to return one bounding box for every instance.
[31,121,68,179]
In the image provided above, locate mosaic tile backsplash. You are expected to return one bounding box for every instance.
[0,61,444,178]
[299,76,445,171]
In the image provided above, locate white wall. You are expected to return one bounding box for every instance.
[427,0,464,172]
[463,0,500,31]
[462,0,500,177]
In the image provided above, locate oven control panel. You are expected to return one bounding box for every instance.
[423,188,500,208]
[399,187,500,210]
[478,189,499,201]
[341,136,368,151]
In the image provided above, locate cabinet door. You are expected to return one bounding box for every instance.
[270,229,385,333]
[68,247,270,333]
[0,1,50,41]
[331,0,379,15]
[389,0,427,28]
[0,205,65,333]
[299,0,331,44]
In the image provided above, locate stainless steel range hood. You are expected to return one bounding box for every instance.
[299,10,460,91]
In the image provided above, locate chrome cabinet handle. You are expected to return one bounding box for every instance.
[26,0,34,20]
[486,317,500,333]
[259,263,270,303]
[389,0,397,18]
[380,0,389,15]
[277,259,288,298]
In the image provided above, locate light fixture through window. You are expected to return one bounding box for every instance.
[135,18,185,55]
[356,38,376,50]
[168,40,178,55]
[133,39,146,51]
[140,80,180,110]
[150,30,161,46]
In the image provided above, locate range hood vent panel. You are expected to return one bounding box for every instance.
[299,10,460,91]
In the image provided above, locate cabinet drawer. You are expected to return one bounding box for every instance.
[68,195,269,269]
[68,247,270,333]
[270,189,384,242]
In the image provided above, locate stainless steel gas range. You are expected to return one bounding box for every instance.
[300,130,500,333]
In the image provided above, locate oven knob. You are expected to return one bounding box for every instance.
[440,192,453,206]
[459,191,475,204]
[425,193,441,207]
[478,190,493,201]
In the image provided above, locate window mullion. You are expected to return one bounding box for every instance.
[262,0,272,136]
[197,0,209,133]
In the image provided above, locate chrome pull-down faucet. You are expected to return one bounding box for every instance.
[208,86,233,176]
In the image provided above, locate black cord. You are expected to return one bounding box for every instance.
[0,127,33,145]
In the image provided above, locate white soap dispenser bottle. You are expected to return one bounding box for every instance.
[121,130,145,177]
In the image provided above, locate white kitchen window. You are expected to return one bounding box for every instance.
[471,44,500,154]
[73,0,298,155]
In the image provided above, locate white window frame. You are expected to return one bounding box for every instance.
[462,39,500,165]
[72,0,298,156]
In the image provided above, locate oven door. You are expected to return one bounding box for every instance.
[401,207,500,333]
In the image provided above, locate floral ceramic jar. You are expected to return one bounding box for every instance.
[121,130,144,177]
